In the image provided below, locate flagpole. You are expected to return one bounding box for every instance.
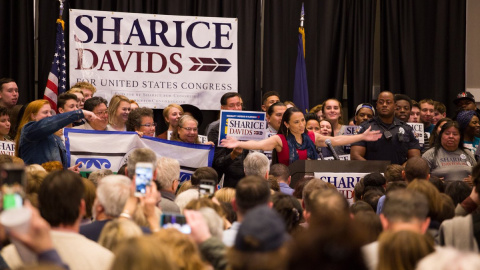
[58,0,65,30]
[43,0,67,111]
[300,3,304,28]
[58,0,64,18]
[300,3,305,58]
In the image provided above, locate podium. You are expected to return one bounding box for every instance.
[288,160,391,189]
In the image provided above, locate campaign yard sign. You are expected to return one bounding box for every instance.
[314,172,370,204]
[218,110,267,146]
[69,9,237,110]
[0,141,15,156]
[407,122,425,144]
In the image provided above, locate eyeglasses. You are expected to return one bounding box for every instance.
[140,123,157,127]
[180,126,198,132]
[94,110,108,116]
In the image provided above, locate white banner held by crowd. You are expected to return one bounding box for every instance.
[64,129,214,182]
[69,9,238,110]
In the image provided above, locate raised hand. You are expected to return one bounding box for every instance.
[220,136,240,148]
[362,126,382,141]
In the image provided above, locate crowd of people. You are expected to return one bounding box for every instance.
[0,77,480,269]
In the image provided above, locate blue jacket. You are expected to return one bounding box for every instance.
[19,110,85,168]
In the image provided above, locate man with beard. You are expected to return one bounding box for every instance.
[351,91,421,164]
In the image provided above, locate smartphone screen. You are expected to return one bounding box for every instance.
[135,162,153,196]
[199,179,215,198]
[0,164,26,210]
[160,213,191,234]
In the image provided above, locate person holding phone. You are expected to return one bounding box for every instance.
[135,162,154,196]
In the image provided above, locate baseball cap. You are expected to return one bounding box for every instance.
[454,91,475,106]
[234,205,289,252]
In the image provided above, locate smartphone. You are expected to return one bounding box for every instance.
[135,162,153,197]
[199,179,216,198]
[0,163,26,210]
[160,213,191,234]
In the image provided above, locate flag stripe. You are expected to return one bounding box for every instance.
[43,21,66,112]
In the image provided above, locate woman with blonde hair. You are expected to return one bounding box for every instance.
[25,165,48,208]
[214,188,236,203]
[110,235,178,270]
[15,99,96,169]
[98,218,142,252]
[377,230,434,270]
[153,228,209,270]
[184,198,230,230]
[158,104,184,139]
[108,94,131,131]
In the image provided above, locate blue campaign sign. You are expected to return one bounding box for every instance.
[218,110,267,145]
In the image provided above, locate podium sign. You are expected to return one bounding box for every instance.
[289,160,390,204]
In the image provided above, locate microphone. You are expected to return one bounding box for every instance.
[325,139,340,160]
[317,147,324,160]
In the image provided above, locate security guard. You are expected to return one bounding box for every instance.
[351,91,421,164]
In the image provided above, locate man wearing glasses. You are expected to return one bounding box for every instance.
[73,97,116,131]
[206,92,247,188]
[351,91,421,165]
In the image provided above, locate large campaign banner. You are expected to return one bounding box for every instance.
[64,129,214,182]
[69,9,237,110]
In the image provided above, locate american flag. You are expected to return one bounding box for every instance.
[44,19,66,111]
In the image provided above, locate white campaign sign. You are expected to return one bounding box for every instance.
[407,122,424,144]
[0,141,15,156]
[314,172,370,205]
[69,9,238,110]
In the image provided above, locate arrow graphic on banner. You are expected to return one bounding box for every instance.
[189,57,232,72]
